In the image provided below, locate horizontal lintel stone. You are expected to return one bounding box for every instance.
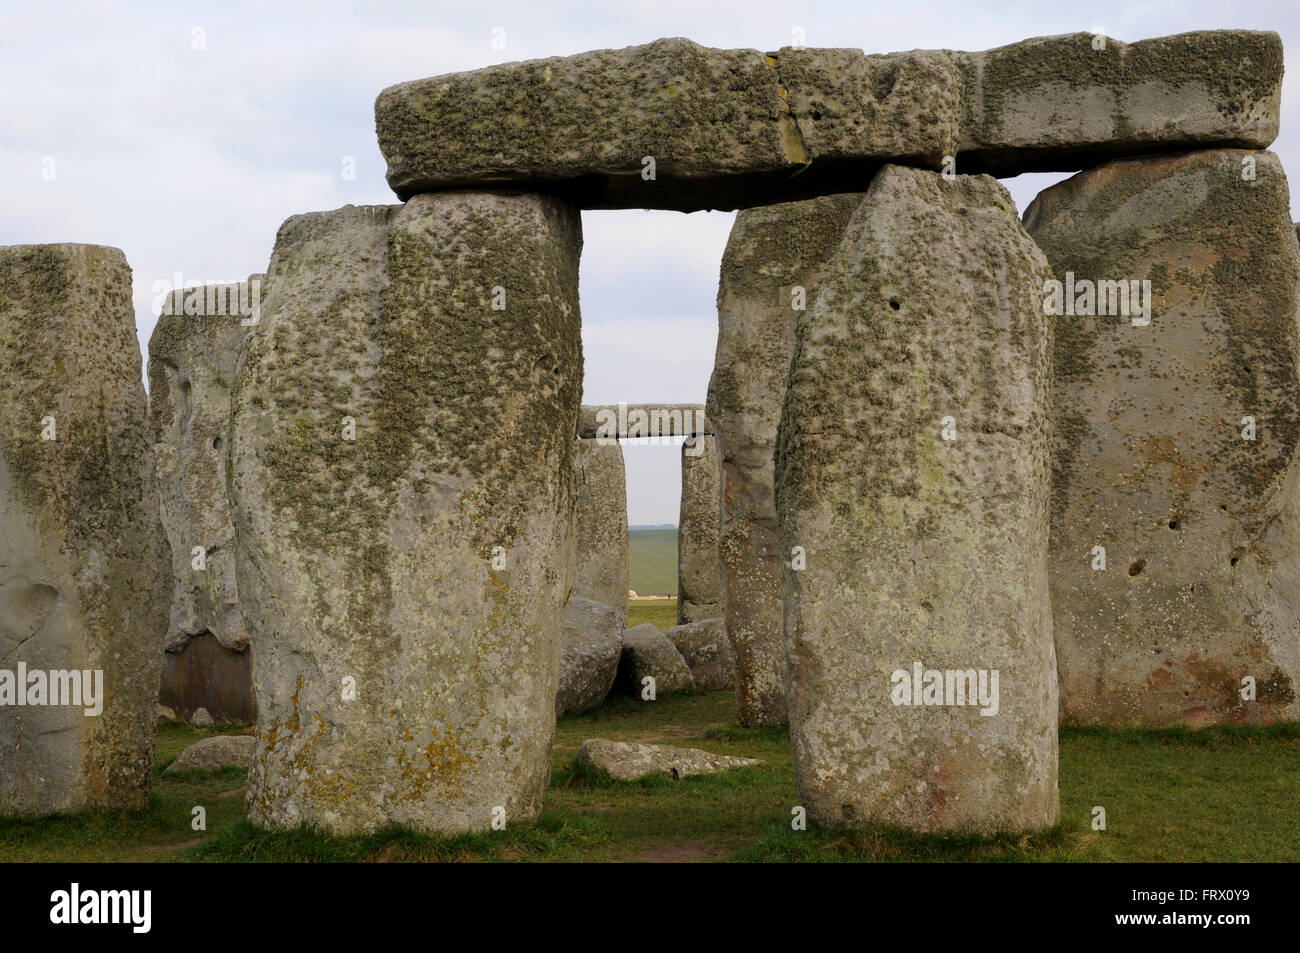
[578,403,712,439]
[376,30,1280,210]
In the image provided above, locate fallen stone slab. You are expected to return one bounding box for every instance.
[665,618,735,691]
[230,195,582,835]
[1025,148,1300,726]
[577,739,761,781]
[615,624,694,696]
[776,165,1059,832]
[678,435,722,624]
[578,403,710,439]
[707,192,862,726]
[573,438,629,618]
[165,734,255,773]
[0,244,172,817]
[376,31,1279,210]
[557,597,624,716]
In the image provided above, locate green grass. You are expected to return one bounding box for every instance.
[1056,723,1300,862]
[628,527,677,597]
[625,599,678,629]
[1,697,1296,862]
[0,721,252,862]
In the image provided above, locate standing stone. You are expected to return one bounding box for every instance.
[230,195,583,835]
[1024,149,1300,726]
[0,244,171,816]
[677,435,722,624]
[148,277,262,724]
[159,634,253,726]
[573,437,629,619]
[707,193,862,726]
[776,166,1058,832]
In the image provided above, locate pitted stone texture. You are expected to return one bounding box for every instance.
[665,618,735,691]
[615,624,694,696]
[230,195,583,835]
[577,739,761,781]
[707,193,862,726]
[0,244,171,816]
[1024,149,1300,726]
[376,32,1278,209]
[776,47,962,168]
[677,435,721,624]
[148,278,259,655]
[165,734,254,773]
[557,597,623,716]
[775,166,1058,832]
[573,439,629,619]
[956,32,1282,176]
[378,38,807,210]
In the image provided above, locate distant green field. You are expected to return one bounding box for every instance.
[625,600,677,630]
[629,528,677,597]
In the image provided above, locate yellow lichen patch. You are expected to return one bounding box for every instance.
[778,114,809,166]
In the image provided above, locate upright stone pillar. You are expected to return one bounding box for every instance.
[707,194,862,725]
[0,244,171,816]
[148,277,262,723]
[230,194,583,835]
[1025,149,1300,726]
[776,166,1058,832]
[573,437,629,619]
[677,435,722,624]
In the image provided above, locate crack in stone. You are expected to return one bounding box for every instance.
[764,52,812,171]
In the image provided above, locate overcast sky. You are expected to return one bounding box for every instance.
[2,1,1296,523]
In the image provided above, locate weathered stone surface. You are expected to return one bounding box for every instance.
[148,277,261,722]
[707,193,862,726]
[677,435,722,624]
[230,194,583,835]
[557,597,623,716]
[190,707,214,727]
[158,632,254,724]
[165,734,254,773]
[0,244,171,816]
[775,165,1058,832]
[956,32,1282,177]
[573,438,628,618]
[579,403,710,438]
[1024,149,1300,726]
[376,32,1278,210]
[665,618,734,691]
[615,624,694,695]
[378,38,807,210]
[578,739,761,781]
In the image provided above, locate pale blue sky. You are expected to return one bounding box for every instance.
[2,0,1296,522]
